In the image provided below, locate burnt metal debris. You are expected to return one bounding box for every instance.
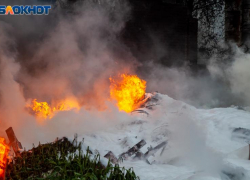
[5,127,22,156]
[119,140,147,160]
[133,151,144,160]
[104,140,146,164]
[104,139,168,165]
[144,141,168,159]
[144,141,168,164]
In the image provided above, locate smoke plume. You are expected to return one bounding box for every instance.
[1,0,250,151]
[0,0,134,147]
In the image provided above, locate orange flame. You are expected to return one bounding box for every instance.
[28,97,80,119]
[30,100,53,119]
[110,74,146,113]
[0,138,9,178]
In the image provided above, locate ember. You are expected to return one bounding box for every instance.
[110,74,146,113]
[28,97,80,119]
[0,138,9,179]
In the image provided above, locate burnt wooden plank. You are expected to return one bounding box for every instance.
[104,151,118,164]
[5,127,22,156]
[119,140,146,160]
[133,151,144,160]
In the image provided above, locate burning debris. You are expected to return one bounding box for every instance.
[0,127,22,179]
[26,97,80,120]
[3,91,250,179]
[26,74,147,120]
[0,138,9,180]
[2,0,250,179]
[5,127,22,157]
[110,74,147,113]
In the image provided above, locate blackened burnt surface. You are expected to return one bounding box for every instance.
[121,0,198,67]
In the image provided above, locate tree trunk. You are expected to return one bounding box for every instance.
[242,0,250,51]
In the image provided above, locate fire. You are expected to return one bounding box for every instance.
[110,74,146,113]
[27,74,146,117]
[28,97,80,119]
[30,100,53,119]
[0,138,9,178]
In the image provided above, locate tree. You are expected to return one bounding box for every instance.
[57,0,225,60]
[186,0,225,59]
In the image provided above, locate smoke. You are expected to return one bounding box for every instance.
[142,63,237,108]
[0,0,136,148]
[208,47,250,106]
[1,0,250,152]
[14,0,134,106]
[140,42,250,109]
[18,103,133,149]
[1,3,250,180]
[165,114,224,176]
[229,55,250,102]
[0,23,28,137]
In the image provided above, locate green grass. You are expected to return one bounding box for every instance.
[6,136,139,180]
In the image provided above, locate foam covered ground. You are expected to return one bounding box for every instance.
[80,93,250,180]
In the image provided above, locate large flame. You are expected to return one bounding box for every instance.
[110,74,146,113]
[28,97,80,119]
[0,138,9,178]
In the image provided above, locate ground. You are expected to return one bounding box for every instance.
[78,93,250,180]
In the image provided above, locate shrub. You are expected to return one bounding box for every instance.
[6,136,139,180]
